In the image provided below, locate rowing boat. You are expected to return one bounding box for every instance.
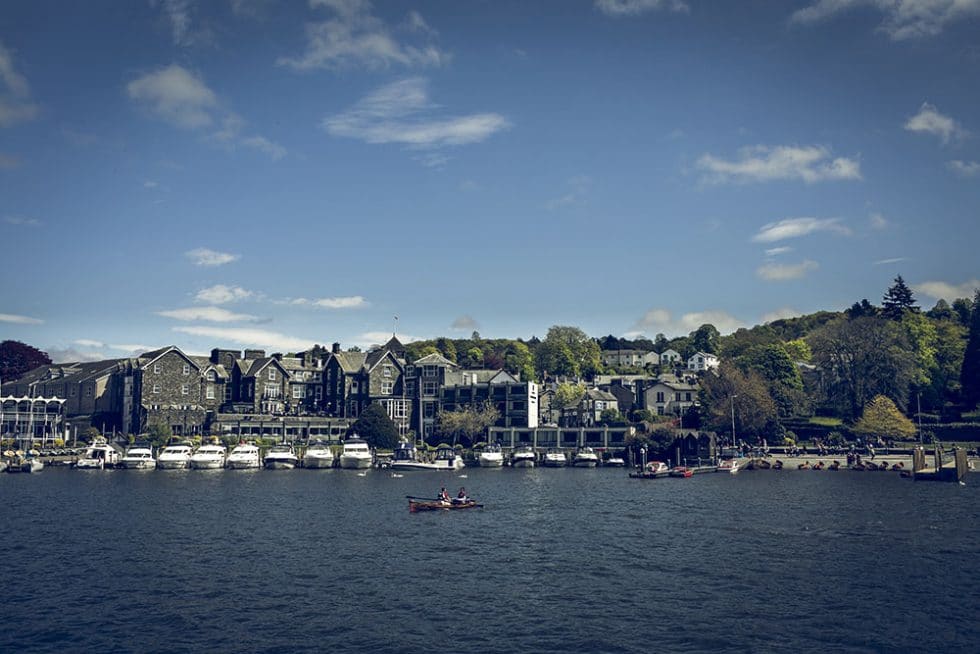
[408,499,482,512]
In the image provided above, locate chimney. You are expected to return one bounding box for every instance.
[332,342,341,354]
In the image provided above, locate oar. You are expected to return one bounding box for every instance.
[405,495,441,501]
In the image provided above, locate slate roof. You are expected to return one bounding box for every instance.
[412,352,458,367]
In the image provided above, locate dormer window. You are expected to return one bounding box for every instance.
[383,366,391,378]
[206,370,216,381]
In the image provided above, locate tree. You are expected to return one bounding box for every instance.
[952,297,974,326]
[739,343,808,418]
[552,382,586,412]
[436,402,499,447]
[960,289,980,409]
[881,275,918,320]
[690,324,720,355]
[926,299,956,322]
[852,395,917,441]
[599,407,626,426]
[0,340,52,380]
[435,338,457,363]
[534,338,577,379]
[846,299,878,319]
[537,326,601,379]
[699,363,778,441]
[465,347,484,368]
[503,341,535,382]
[351,403,401,450]
[783,339,812,362]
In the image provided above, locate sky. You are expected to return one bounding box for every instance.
[1,0,979,363]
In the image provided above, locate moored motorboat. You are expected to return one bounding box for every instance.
[668,466,693,478]
[604,456,626,467]
[390,440,425,471]
[511,445,536,468]
[264,444,299,470]
[717,459,742,474]
[477,443,504,468]
[190,443,227,470]
[629,460,670,479]
[226,442,262,469]
[542,448,567,467]
[75,437,120,470]
[572,446,599,468]
[119,444,156,470]
[302,441,335,469]
[339,438,373,469]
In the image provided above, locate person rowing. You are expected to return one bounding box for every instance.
[453,487,469,504]
[438,487,450,503]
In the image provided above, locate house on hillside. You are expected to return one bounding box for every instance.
[642,378,699,417]
[659,349,682,366]
[601,349,659,368]
[687,351,719,372]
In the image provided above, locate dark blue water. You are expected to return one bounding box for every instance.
[2,467,977,653]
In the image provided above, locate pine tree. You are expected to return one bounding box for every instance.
[881,275,918,320]
[960,289,980,409]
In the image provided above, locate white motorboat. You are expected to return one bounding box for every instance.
[119,445,156,470]
[718,459,742,474]
[75,438,120,470]
[477,443,505,468]
[542,447,567,467]
[511,445,536,468]
[226,442,262,469]
[339,438,373,470]
[572,446,599,468]
[302,441,335,469]
[390,440,425,471]
[190,443,227,470]
[264,444,299,470]
[604,456,626,467]
[156,443,194,469]
[6,452,43,473]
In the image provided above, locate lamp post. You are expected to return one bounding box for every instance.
[730,394,738,453]
[917,392,922,444]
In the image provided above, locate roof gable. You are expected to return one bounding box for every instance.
[140,346,199,372]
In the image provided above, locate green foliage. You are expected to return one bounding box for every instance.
[536,325,601,379]
[0,340,52,380]
[699,362,778,440]
[146,421,172,444]
[783,339,812,362]
[690,324,720,355]
[961,289,980,409]
[351,403,401,450]
[435,338,457,363]
[436,402,500,446]
[552,382,586,411]
[852,395,917,440]
[881,275,918,320]
[599,407,626,426]
[738,343,808,418]
[82,426,102,443]
[503,341,535,382]
[901,311,937,388]
[465,347,484,367]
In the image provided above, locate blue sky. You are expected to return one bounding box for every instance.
[1,0,979,362]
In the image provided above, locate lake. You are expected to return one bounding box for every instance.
[1,466,977,653]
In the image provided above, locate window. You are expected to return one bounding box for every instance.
[206,385,215,400]
[656,391,665,403]
[153,363,160,374]
[685,392,692,401]
[315,386,322,400]
[406,380,415,395]
[424,365,437,378]
[657,407,665,415]
[422,381,437,396]
[206,370,216,381]
[351,380,359,393]
[381,381,393,395]
[393,400,407,418]
[183,364,190,376]
[224,384,233,401]
[85,386,93,397]
[268,368,276,381]
[405,365,415,379]
[152,384,161,394]
[424,402,435,418]
[181,384,189,395]
[293,386,303,399]
[264,384,280,398]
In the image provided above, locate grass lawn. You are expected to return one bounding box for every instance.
[808,416,844,427]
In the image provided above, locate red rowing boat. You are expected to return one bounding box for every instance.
[408,499,482,512]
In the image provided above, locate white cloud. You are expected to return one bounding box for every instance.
[904,102,967,144]
[152,0,192,46]
[185,247,240,266]
[127,64,218,129]
[451,315,479,331]
[547,175,592,211]
[595,0,689,16]
[73,339,105,348]
[873,257,908,265]
[869,212,888,229]
[157,306,259,322]
[764,246,793,256]
[632,308,743,337]
[3,216,41,227]
[791,0,980,40]
[913,279,980,301]
[240,135,287,160]
[47,347,106,364]
[0,40,39,127]
[291,295,367,309]
[696,145,861,184]
[173,325,316,352]
[752,217,851,243]
[756,260,819,281]
[278,0,448,71]
[948,160,980,177]
[323,77,509,152]
[0,312,42,324]
[195,284,254,304]
[761,307,802,324]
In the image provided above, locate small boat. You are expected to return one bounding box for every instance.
[339,438,373,470]
[119,444,156,470]
[511,445,536,468]
[226,442,262,469]
[264,444,299,470]
[408,498,482,512]
[668,466,693,478]
[190,443,227,470]
[7,451,44,473]
[75,437,120,470]
[717,459,741,474]
[156,443,194,469]
[302,441,335,469]
[477,443,505,468]
[572,446,599,468]
[604,456,626,467]
[629,460,670,479]
[542,448,567,467]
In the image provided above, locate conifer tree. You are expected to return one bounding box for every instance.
[960,289,980,409]
[881,275,918,320]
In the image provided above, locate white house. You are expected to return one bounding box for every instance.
[642,380,699,417]
[687,352,720,372]
[659,349,682,366]
[601,349,659,368]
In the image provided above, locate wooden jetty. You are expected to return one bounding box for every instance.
[912,447,969,482]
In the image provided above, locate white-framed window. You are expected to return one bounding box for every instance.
[315,386,322,400]
[206,370,216,381]
[424,402,435,418]
[293,386,303,399]
[351,380,359,393]
[264,384,280,398]
[405,365,415,379]
[383,365,391,377]
[152,384,161,394]
[268,368,276,381]
[181,384,189,395]
[381,381,393,395]
[423,381,437,396]
[656,391,665,403]
[206,385,215,399]
[153,363,160,374]
[393,400,407,418]
[183,364,190,376]
[423,365,437,377]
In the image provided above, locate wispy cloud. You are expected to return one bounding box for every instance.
[151,0,200,47]
[904,102,967,144]
[240,135,287,160]
[0,40,39,127]
[756,260,819,281]
[764,246,793,256]
[279,0,448,71]
[173,325,316,352]
[791,0,980,40]
[948,160,980,177]
[696,145,861,184]
[869,212,888,229]
[195,285,254,304]
[752,217,851,243]
[3,216,41,227]
[632,308,743,337]
[547,175,592,211]
[0,312,43,324]
[873,257,908,265]
[291,295,367,309]
[451,315,479,331]
[185,247,240,266]
[158,306,259,322]
[323,78,509,154]
[913,279,980,301]
[761,307,801,324]
[595,0,690,16]
[48,347,106,364]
